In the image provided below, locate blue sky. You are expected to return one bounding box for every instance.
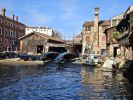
[0,0,132,39]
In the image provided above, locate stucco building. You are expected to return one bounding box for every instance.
[82,7,110,56]
[26,26,62,39]
[26,27,53,36]
[0,8,26,52]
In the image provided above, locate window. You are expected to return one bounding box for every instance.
[86,27,91,31]
[10,31,12,37]
[86,36,90,42]
[97,51,99,54]
[0,27,2,35]
[112,20,117,26]
[9,31,11,37]
[5,30,8,36]
[5,39,8,44]
[11,41,14,45]
[92,51,95,54]
[0,38,2,44]
[0,19,2,23]
[11,32,13,37]
[14,32,16,37]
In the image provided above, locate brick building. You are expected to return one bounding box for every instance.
[0,8,26,52]
[82,7,110,56]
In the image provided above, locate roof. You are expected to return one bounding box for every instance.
[124,5,133,16]
[105,26,116,30]
[111,13,123,20]
[75,34,82,38]
[83,21,94,27]
[26,26,50,29]
[0,15,25,26]
[19,32,64,43]
[83,20,110,27]
[99,20,110,26]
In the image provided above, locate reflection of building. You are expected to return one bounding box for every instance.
[19,32,66,54]
[104,14,123,57]
[0,8,26,51]
[82,7,110,56]
[116,5,133,60]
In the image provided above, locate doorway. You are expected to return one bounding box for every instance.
[114,47,118,57]
[37,45,43,53]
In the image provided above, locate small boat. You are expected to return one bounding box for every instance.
[83,54,101,66]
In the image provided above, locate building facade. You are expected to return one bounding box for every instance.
[0,8,26,52]
[26,26,62,39]
[82,7,110,56]
[116,5,133,60]
[104,14,123,57]
[111,14,123,27]
[26,27,54,36]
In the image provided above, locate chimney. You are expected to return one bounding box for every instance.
[94,7,99,33]
[16,16,18,21]
[94,7,99,46]
[13,14,15,21]
[1,8,6,17]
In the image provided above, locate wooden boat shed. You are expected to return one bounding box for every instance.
[19,32,66,54]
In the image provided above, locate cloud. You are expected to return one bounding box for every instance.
[58,0,77,21]
[28,10,53,24]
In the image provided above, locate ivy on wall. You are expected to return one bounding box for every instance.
[131,15,133,27]
[112,31,121,40]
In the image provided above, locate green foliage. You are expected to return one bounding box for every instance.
[112,31,121,39]
[131,15,133,27]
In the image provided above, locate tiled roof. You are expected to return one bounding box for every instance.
[83,20,110,27]
[99,20,110,26]
[83,21,94,27]
[0,15,25,26]
[75,34,82,38]
[19,32,64,43]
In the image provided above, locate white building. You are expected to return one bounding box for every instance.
[26,26,54,36]
[111,14,123,27]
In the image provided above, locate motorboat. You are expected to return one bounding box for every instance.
[84,54,101,66]
[54,52,78,65]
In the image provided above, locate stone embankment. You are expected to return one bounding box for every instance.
[0,58,44,66]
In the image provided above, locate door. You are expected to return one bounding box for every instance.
[37,45,43,54]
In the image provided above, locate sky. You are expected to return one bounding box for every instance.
[0,0,133,39]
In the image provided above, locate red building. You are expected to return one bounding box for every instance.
[0,8,26,52]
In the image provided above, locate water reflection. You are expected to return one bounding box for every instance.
[0,63,133,99]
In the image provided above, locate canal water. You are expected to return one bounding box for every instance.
[0,62,133,100]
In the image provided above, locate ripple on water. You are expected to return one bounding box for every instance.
[0,63,133,99]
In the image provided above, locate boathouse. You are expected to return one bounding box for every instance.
[19,32,66,54]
